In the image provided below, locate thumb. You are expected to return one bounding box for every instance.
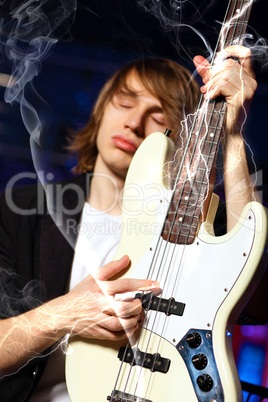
[94,255,130,281]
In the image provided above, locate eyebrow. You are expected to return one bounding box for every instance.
[114,89,164,113]
[115,89,139,98]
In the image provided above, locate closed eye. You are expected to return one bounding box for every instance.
[151,113,165,125]
[119,103,133,108]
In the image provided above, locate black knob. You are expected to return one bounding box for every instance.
[164,128,172,137]
[192,353,208,370]
[197,374,213,392]
[186,332,202,348]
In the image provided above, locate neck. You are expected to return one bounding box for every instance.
[88,157,125,215]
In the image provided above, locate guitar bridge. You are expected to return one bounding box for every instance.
[118,346,170,374]
[135,292,185,316]
[107,390,152,401]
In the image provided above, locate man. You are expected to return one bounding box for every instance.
[0,47,266,401]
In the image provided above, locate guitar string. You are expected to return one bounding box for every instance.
[144,0,252,343]
[154,0,253,351]
[127,99,225,399]
[108,96,200,399]
[110,95,209,400]
[133,4,253,399]
[127,0,249,398]
[120,82,225,399]
[115,0,239,397]
[110,0,251,399]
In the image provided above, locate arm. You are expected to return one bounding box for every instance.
[193,46,257,231]
[0,255,159,376]
[193,46,268,323]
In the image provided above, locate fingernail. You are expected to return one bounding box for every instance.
[139,282,160,291]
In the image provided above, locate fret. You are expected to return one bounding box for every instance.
[185,153,217,160]
[163,219,199,231]
[171,191,208,198]
[164,216,200,226]
[192,126,223,131]
[166,204,203,219]
[189,140,219,146]
[184,151,218,160]
[187,142,219,155]
[171,205,205,215]
[170,201,205,213]
[162,227,195,239]
[162,232,195,240]
[172,180,209,194]
[172,184,209,198]
[175,184,209,193]
[169,192,206,203]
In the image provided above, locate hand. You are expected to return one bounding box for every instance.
[62,255,159,340]
[193,45,257,134]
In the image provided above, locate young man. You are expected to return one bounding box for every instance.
[0,47,266,400]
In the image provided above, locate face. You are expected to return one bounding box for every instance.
[95,72,167,180]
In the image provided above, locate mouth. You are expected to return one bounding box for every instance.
[112,135,138,153]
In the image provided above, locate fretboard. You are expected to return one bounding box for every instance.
[162,0,254,245]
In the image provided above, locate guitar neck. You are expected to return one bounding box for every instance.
[162,0,254,245]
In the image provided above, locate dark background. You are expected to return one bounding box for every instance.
[0,0,268,397]
[0,0,267,203]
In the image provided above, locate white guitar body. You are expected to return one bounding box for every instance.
[66,133,267,401]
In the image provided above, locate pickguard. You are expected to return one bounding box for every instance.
[126,208,255,346]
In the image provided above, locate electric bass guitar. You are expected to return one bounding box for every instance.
[66,1,267,400]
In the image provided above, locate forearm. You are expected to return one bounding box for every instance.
[222,132,268,322]
[222,132,256,232]
[0,295,68,376]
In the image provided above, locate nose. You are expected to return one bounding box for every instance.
[124,108,144,137]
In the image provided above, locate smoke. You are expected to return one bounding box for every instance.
[0,267,46,318]
[137,0,268,69]
[0,0,78,243]
[0,1,77,319]
[0,0,77,151]
[136,0,216,61]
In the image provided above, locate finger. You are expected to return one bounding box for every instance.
[215,45,254,78]
[193,55,211,82]
[75,322,135,341]
[103,278,160,296]
[99,313,140,332]
[200,66,256,102]
[103,298,142,317]
[202,78,236,101]
[94,255,131,281]
[200,71,241,99]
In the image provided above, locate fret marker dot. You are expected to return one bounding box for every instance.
[236,9,240,13]
[185,196,189,200]
[179,217,183,222]
[210,133,214,137]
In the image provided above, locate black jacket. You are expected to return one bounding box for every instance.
[0,173,90,401]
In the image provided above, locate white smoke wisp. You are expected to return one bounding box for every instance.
[0,0,77,158]
[136,0,215,61]
[0,0,78,246]
[137,0,268,71]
